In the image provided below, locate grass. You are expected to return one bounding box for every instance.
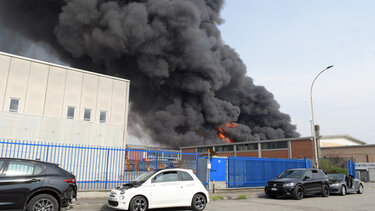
[238,195,248,200]
[211,195,224,201]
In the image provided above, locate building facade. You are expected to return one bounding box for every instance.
[321,145,375,163]
[180,137,315,160]
[0,52,130,147]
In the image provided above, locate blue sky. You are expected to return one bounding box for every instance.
[219,0,375,143]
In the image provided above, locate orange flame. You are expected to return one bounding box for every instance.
[217,122,238,143]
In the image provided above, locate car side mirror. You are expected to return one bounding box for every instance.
[303,176,310,181]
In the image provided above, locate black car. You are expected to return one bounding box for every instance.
[265,168,330,200]
[0,158,77,211]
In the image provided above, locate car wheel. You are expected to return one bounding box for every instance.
[293,186,304,200]
[322,184,330,197]
[129,196,148,211]
[27,194,59,211]
[340,185,346,196]
[357,184,364,194]
[191,193,207,211]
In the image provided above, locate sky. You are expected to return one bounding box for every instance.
[219,0,375,144]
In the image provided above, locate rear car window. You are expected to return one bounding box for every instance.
[33,165,45,175]
[180,171,194,181]
[6,161,34,176]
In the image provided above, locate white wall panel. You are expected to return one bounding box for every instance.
[4,57,30,112]
[80,74,98,121]
[24,62,49,115]
[0,54,11,110]
[44,66,67,118]
[96,77,113,123]
[63,70,83,119]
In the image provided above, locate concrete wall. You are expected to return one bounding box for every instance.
[322,145,375,162]
[0,52,130,147]
[369,169,375,182]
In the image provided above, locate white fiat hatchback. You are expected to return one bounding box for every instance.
[108,168,209,211]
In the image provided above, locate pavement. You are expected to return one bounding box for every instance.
[68,183,375,211]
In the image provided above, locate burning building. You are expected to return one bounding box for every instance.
[0,0,299,147]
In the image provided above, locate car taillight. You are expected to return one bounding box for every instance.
[64,179,76,184]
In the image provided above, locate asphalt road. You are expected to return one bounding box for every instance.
[69,183,375,211]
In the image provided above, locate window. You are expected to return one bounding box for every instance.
[215,145,234,152]
[236,143,258,151]
[5,161,34,176]
[197,147,213,153]
[153,171,179,183]
[261,141,288,150]
[180,171,194,181]
[84,108,91,121]
[304,170,313,179]
[33,165,44,175]
[9,98,19,112]
[0,160,4,169]
[100,111,107,123]
[67,106,75,119]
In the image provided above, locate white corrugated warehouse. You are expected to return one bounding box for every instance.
[0,52,130,147]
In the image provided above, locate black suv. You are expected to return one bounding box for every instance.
[0,158,77,211]
[265,168,330,200]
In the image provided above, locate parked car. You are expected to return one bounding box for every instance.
[0,158,77,211]
[327,173,364,195]
[265,168,330,200]
[108,168,209,211]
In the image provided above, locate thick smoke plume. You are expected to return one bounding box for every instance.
[0,0,299,147]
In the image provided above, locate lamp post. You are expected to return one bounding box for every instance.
[310,65,333,168]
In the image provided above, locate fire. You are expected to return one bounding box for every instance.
[217,122,238,143]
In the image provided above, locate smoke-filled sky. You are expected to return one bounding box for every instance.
[219,0,375,144]
[0,0,301,147]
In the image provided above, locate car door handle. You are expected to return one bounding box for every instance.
[29,179,41,183]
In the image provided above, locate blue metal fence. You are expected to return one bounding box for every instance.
[0,139,207,190]
[227,156,311,188]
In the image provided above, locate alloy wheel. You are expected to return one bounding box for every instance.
[194,195,207,210]
[33,198,54,211]
[341,186,346,195]
[132,197,147,211]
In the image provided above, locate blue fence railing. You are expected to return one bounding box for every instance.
[0,139,206,190]
[227,156,311,188]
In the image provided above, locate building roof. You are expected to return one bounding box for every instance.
[321,144,375,149]
[179,136,313,149]
[0,51,130,83]
[321,134,366,145]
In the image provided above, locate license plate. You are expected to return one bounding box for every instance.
[109,196,116,201]
[271,188,277,191]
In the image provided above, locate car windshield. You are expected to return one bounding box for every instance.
[278,170,305,179]
[327,174,345,181]
[133,170,157,183]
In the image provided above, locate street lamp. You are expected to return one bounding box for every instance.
[310,65,333,168]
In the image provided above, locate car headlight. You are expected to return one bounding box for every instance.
[283,183,295,187]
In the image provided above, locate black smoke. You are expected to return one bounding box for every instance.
[0,0,299,147]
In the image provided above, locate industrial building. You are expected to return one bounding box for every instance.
[0,52,130,147]
[180,137,315,160]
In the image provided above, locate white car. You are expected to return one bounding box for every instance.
[108,168,209,211]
